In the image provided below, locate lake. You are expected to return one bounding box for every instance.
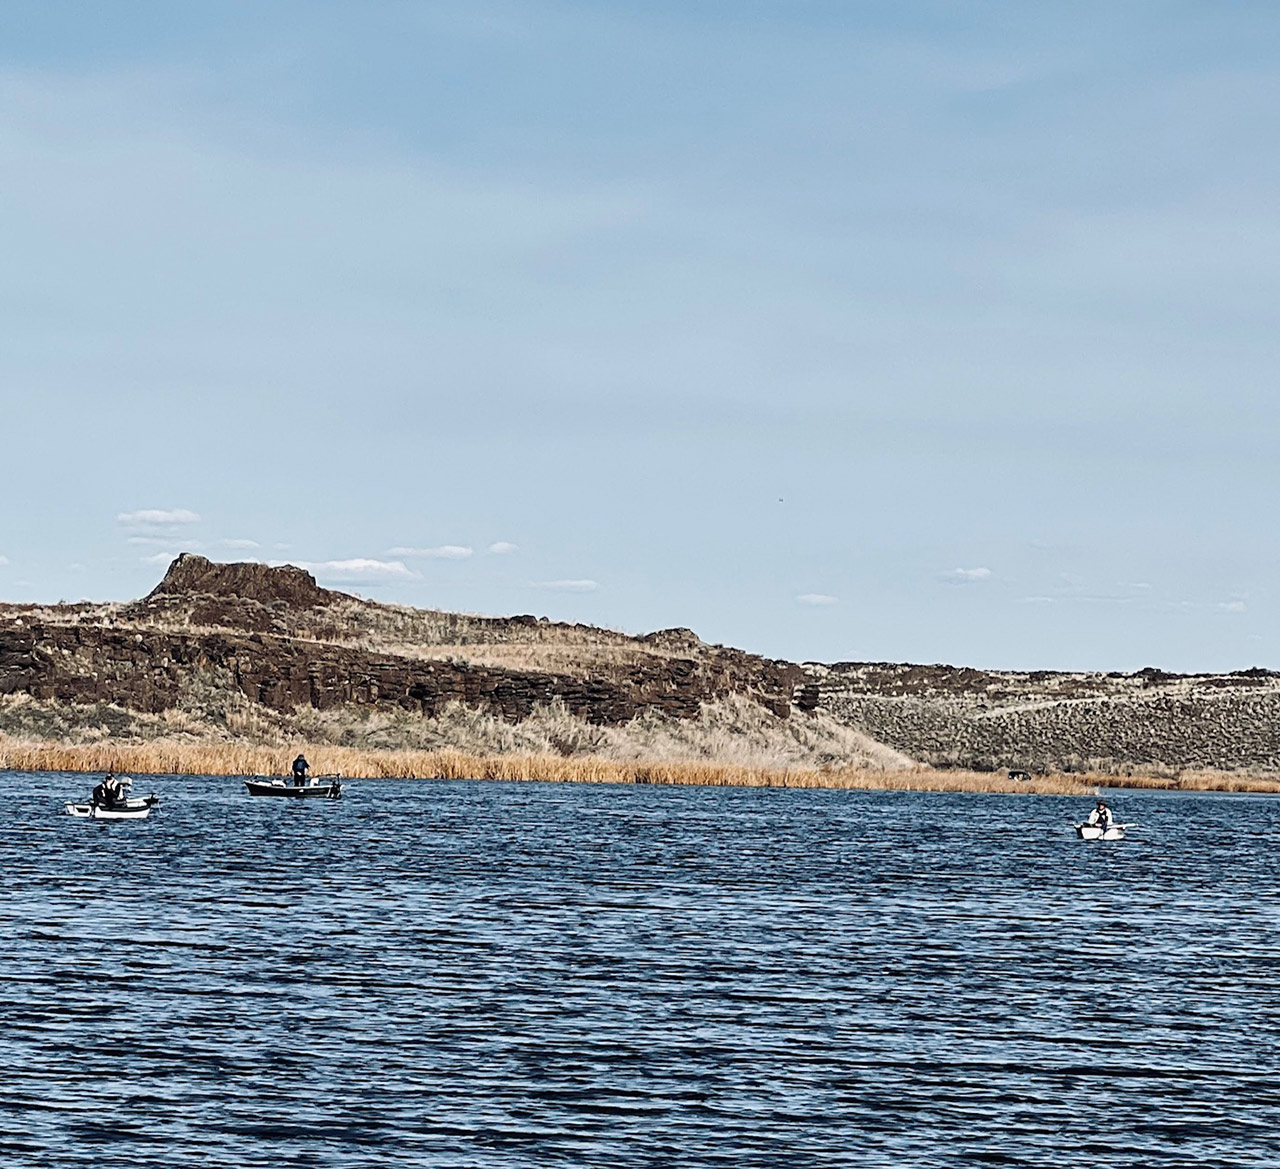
[4,771,1280,1167]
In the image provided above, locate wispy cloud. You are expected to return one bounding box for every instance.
[1218,600,1247,613]
[796,593,838,606]
[0,555,9,567]
[283,558,420,583]
[222,538,260,550]
[388,545,473,559]
[141,551,178,565]
[1017,595,1055,604]
[117,508,201,527]
[488,541,518,555]
[126,536,203,551]
[943,567,992,583]
[536,579,598,592]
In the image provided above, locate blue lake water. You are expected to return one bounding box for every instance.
[3,771,1280,1167]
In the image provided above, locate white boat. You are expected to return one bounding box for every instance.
[244,776,343,799]
[1074,822,1131,840]
[65,779,159,820]
[65,798,156,820]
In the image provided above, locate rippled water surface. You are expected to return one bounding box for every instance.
[4,772,1280,1167]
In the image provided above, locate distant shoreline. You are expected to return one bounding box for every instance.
[5,737,1279,795]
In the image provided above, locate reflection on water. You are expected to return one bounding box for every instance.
[3,772,1280,1167]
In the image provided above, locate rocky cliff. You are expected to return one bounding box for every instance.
[0,555,815,746]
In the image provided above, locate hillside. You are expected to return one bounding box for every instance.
[811,661,1280,775]
[1,555,1277,778]
[0,555,904,771]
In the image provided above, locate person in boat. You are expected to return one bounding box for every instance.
[1085,800,1114,830]
[291,754,310,786]
[91,772,123,810]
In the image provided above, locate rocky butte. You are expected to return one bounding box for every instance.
[1,554,1278,777]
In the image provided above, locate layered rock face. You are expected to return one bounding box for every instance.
[0,556,809,726]
[812,662,1280,772]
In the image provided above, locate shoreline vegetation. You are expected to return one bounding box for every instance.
[4,736,1280,795]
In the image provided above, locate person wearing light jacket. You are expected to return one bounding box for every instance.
[1085,800,1113,830]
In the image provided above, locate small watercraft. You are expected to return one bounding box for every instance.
[65,795,159,820]
[65,777,159,820]
[1074,822,1132,840]
[244,776,343,799]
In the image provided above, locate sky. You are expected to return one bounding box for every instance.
[2,0,1278,671]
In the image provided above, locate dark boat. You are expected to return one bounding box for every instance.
[244,776,343,799]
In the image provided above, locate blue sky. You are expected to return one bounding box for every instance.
[2,1,1278,670]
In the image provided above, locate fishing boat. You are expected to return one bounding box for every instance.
[65,778,159,820]
[1074,822,1131,840]
[65,795,158,820]
[244,776,343,799]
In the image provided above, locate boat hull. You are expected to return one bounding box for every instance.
[1075,823,1126,840]
[65,802,151,820]
[244,779,343,799]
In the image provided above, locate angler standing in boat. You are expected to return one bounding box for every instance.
[291,754,310,786]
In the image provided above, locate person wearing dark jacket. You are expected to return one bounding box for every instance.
[92,773,121,809]
[291,754,310,786]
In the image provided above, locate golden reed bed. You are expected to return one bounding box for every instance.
[3,735,1279,794]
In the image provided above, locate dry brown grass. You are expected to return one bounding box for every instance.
[4,699,1279,796]
[0,690,911,772]
[1096,769,1280,794]
[0,733,1104,793]
[367,642,681,674]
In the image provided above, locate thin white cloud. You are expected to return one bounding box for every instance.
[117,508,201,527]
[537,579,598,592]
[0,555,8,567]
[1218,600,1247,613]
[282,558,419,583]
[388,544,473,559]
[944,567,992,583]
[127,536,204,551]
[1017,595,1055,604]
[796,593,838,606]
[488,541,518,555]
[141,551,179,565]
[222,538,260,550]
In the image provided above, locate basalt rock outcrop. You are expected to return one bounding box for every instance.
[146,553,334,609]
[0,557,807,727]
[0,620,757,723]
